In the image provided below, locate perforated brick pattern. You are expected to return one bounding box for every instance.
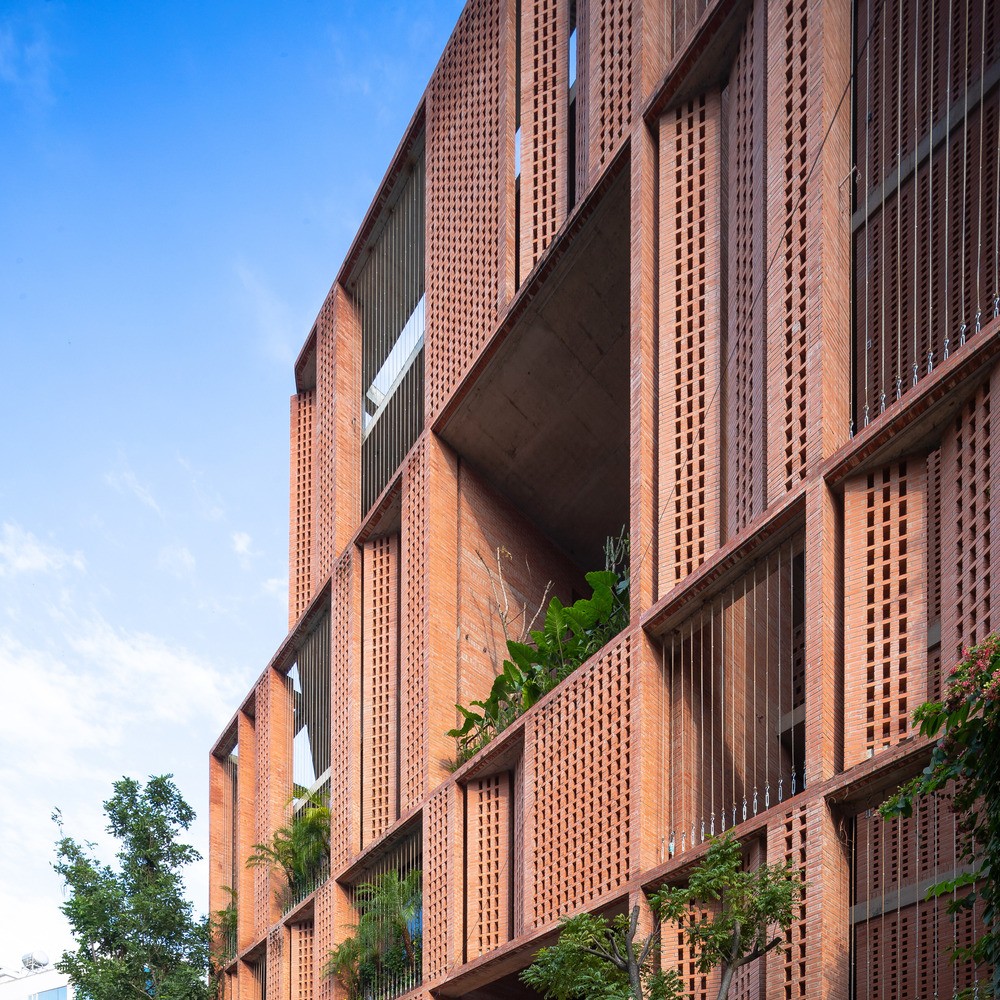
[401,441,428,812]
[767,0,808,498]
[426,0,502,422]
[665,904,719,999]
[289,390,315,629]
[313,880,335,1000]
[587,0,632,177]
[362,535,399,844]
[767,806,807,999]
[467,773,512,958]
[926,449,943,695]
[266,927,282,1000]
[423,787,451,979]
[521,0,564,276]
[314,300,341,589]
[292,921,314,1000]
[854,799,989,997]
[723,9,766,539]
[531,635,631,925]
[330,551,353,871]
[254,677,271,935]
[941,374,995,663]
[659,95,722,592]
[844,460,928,766]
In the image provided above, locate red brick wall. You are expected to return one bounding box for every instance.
[456,461,581,715]
[465,773,513,958]
[361,535,400,845]
[657,94,723,595]
[844,460,929,767]
[940,370,997,663]
[519,0,568,277]
[426,0,503,422]
[529,633,632,926]
[289,390,315,628]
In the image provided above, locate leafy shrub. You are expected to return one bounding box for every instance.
[448,536,629,766]
[246,790,330,910]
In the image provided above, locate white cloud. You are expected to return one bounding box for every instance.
[158,544,196,578]
[232,531,252,556]
[0,14,55,108]
[105,467,162,515]
[0,603,243,963]
[0,523,85,577]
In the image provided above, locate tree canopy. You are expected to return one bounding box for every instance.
[521,834,801,1000]
[54,775,211,1000]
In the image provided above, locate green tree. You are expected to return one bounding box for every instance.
[53,774,211,1000]
[520,907,679,1000]
[521,835,801,1000]
[881,632,1000,997]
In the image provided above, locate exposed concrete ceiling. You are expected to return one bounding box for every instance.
[437,172,631,571]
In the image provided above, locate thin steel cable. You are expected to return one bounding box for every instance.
[912,0,921,386]
[710,597,716,835]
[974,0,986,329]
[927,0,937,369]
[743,572,749,819]
[943,0,955,354]
[959,0,972,339]
[865,0,874,422]
[731,583,737,826]
[994,69,1000,304]
[765,552,771,809]
[778,543,784,802]
[790,539,797,794]
[700,608,706,841]
[882,0,890,407]
[752,559,758,814]
[895,0,904,398]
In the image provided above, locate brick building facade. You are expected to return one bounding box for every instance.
[209,0,1000,995]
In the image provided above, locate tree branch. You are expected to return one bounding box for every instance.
[581,945,627,972]
[636,913,661,969]
[736,935,783,968]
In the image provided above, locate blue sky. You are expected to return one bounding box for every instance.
[0,0,463,965]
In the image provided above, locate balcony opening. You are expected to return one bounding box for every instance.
[852,0,999,430]
[332,827,423,1000]
[354,150,426,514]
[660,536,806,861]
[437,165,631,574]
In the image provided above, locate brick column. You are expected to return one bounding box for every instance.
[629,117,659,617]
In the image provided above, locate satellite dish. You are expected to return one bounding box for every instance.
[21,952,49,971]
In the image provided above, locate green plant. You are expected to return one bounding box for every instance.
[521,908,680,1000]
[246,790,330,910]
[449,534,630,765]
[324,868,422,1000]
[53,775,212,1000]
[522,835,801,1000]
[212,886,238,965]
[881,633,1000,998]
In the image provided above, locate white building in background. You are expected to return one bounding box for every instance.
[0,954,71,1000]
